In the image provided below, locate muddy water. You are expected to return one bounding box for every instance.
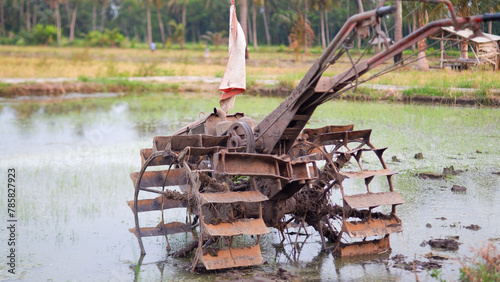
[0,93,499,281]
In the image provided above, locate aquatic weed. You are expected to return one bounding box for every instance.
[458,243,500,282]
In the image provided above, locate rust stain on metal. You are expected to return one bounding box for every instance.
[127,197,187,213]
[201,245,263,270]
[130,169,188,188]
[203,218,270,236]
[126,4,500,271]
[340,169,397,179]
[200,191,268,204]
[129,221,192,237]
[344,192,405,209]
[335,236,391,257]
[342,217,403,238]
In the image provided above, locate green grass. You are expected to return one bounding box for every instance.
[78,77,182,93]
[1,45,499,102]
[402,86,450,97]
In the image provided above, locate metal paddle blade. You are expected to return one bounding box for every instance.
[335,235,391,257]
[201,245,263,270]
[342,216,403,238]
[202,218,269,237]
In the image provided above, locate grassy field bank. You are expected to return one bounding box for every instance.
[1,45,499,105]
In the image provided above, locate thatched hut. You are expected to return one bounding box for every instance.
[434,27,500,70]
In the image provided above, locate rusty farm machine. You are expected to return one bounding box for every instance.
[128,2,500,271]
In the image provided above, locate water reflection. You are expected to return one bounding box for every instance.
[0,94,498,281]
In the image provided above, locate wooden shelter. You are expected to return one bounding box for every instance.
[434,27,500,70]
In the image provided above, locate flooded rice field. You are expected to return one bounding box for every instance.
[0,93,499,281]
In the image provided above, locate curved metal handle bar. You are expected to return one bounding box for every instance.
[254,6,396,154]
[254,10,500,155]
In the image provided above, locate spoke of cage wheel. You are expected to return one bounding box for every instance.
[161,163,176,251]
[133,151,163,255]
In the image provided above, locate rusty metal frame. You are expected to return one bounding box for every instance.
[126,6,500,268]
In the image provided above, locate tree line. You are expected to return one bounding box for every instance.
[0,0,499,48]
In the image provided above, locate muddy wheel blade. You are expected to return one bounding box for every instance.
[344,191,405,209]
[200,191,268,204]
[343,217,403,238]
[127,197,187,213]
[129,222,192,237]
[201,245,263,270]
[130,169,188,188]
[335,236,391,257]
[202,218,270,236]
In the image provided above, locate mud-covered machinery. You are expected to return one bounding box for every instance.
[128,4,500,271]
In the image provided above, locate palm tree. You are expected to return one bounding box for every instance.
[32,0,39,27]
[251,0,261,50]
[289,11,314,61]
[240,0,248,42]
[310,0,333,50]
[0,0,5,36]
[261,0,271,45]
[99,0,107,32]
[49,0,62,45]
[92,0,97,31]
[394,0,403,63]
[304,0,308,54]
[146,0,152,44]
[356,0,363,50]
[68,0,79,42]
[168,19,185,48]
[201,31,226,50]
[167,0,187,48]
[402,1,445,70]
[182,0,187,30]
[56,0,61,46]
[19,0,24,31]
[153,0,166,46]
[26,0,31,31]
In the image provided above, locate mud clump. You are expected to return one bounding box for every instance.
[416,172,444,179]
[416,166,465,179]
[465,224,481,231]
[451,185,467,192]
[424,239,460,251]
[391,254,443,272]
[249,267,302,282]
[277,268,295,280]
[424,252,450,261]
[443,165,463,176]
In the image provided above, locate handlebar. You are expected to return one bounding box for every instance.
[376,6,396,18]
[483,13,500,23]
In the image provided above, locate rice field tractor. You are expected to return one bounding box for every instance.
[128,2,500,271]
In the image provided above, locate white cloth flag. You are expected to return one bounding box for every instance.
[218,0,246,112]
